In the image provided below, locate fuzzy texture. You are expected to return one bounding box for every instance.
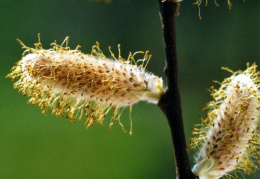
[6,35,165,134]
[189,64,260,179]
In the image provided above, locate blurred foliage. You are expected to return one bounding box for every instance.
[0,0,259,178]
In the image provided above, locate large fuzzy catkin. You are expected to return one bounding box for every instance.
[6,35,165,134]
[189,64,260,179]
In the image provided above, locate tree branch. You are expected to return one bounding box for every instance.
[157,1,195,178]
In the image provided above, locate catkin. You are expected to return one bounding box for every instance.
[6,35,165,134]
[190,64,260,179]
[193,0,243,19]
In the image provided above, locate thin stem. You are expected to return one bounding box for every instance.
[157,1,195,179]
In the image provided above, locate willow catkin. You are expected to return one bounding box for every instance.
[6,35,165,134]
[193,0,243,19]
[189,64,260,179]
[193,0,235,9]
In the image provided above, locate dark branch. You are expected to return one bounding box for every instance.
[157,1,194,179]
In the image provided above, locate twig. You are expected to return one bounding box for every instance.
[157,1,195,178]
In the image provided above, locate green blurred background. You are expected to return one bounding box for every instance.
[0,0,259,178]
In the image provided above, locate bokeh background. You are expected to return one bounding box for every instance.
[0,0,259,178]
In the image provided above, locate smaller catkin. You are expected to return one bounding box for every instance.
[193,0,244,19]
[190,64,260,179]
[6,35,165,134]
